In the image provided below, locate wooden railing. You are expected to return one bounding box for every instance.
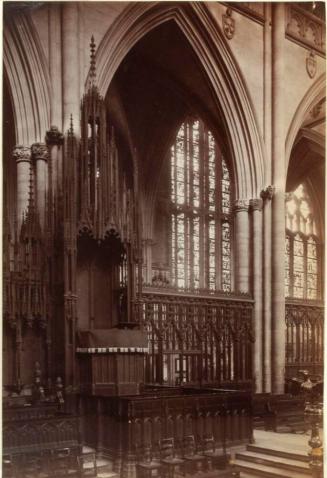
[285,301,324,379]
[134,292,254,387]
[3,405,80,457]
[79,388,252,472]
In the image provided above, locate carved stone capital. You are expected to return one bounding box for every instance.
[250,198,263,211]
[46,126,64,145]
[233,199,249,213]
[260,185,275,201]
[31,142,49,161]
[13,145,31,163]
[222,7,235,40]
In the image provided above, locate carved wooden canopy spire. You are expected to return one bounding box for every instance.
[20,159,41,242]
[89,35,97,87]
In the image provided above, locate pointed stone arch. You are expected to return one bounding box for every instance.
[285,74,325,243]
[88,2,264,201]
[285,74,325,170]
[4,12,51,145]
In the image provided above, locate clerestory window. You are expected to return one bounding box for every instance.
[285,183,321,300]
[170,118,232,291]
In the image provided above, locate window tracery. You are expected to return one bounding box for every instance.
[170,118,232,292]
[285,183,321,300]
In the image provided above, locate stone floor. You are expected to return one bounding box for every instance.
[6,430,324,478]
[231,429,324,478]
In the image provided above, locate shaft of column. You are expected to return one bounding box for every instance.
[271,3,286,394]
[143,239,153,284]
[46,126,64,194]
[234,200,250,294]
[62,2,80,135]
[13,146,31,232]
[251,199,263,393]
[32,143,49,232]
[49,3,62,129]
[263,3,273,394]
[262,189,273,393]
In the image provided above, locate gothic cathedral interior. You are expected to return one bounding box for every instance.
[2,2,325,478]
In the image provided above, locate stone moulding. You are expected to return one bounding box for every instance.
[286,4,325,57]
[4,12,51,145]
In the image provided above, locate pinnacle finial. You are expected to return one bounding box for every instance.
[27,160,35,214]
[69,114,74,135]
[90,35,97,85]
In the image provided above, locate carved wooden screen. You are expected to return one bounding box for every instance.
[135,293,253,387]
[285,302,324,378]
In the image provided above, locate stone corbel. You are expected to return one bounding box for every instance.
[223,7,235,40]
[260,185,275,201]
[306,50,317,79]
[46,125,64,146]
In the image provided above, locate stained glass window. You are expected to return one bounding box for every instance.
[307,237,318,300]
[285,236,291,298]
[170,118,232,291]
[285,183,320,300]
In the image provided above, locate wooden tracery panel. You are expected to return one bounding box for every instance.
[134,292,253,387]
[285,301,324,378]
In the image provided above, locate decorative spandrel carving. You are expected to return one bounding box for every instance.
[222,8,235,40]
[286,4,325,55]
[13,145,31,163]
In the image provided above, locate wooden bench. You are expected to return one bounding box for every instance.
[3,406,81,478]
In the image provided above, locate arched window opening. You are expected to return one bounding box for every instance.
[170,118,232,292]
[285,183,321,300]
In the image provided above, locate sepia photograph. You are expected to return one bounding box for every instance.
[2,1,325,477]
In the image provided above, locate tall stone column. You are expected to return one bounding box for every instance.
[32,143,49,232]
[271,3,286,394]
[262,3,273,394]
[62,2,80,135]
[234,200,250,293]
[13,146,31,231]
[250,198,263,393]
[261,186,274,393]
[142,238,154,284]
[46,126,64,197]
